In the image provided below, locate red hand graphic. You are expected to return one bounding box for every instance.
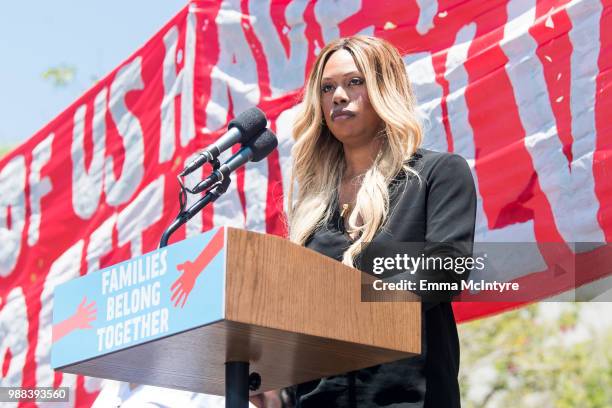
[170,228,225,308]
[170,261,200,308]
[52,296,97,343]
[72,296,97,329]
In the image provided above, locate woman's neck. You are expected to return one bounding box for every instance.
[342,137,382,179]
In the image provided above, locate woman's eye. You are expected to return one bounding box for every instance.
[349,77,364,86]
[321,84,334,93]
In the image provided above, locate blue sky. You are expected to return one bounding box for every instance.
[0,1,188,148]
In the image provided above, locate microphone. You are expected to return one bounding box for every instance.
[180,107,267,176]
[192,129,278,193]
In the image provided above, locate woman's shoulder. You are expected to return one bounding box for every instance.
[410,147,468,169]
[389,149,474,209]
[403,148,472,181]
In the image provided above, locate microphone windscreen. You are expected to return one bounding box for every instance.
[248,129,278,162]
[228,107,267,141]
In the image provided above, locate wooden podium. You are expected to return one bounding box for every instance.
[51,227,421,406]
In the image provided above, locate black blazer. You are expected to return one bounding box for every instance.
[294,148,477,408]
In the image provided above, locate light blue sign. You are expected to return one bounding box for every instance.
[51,228,226,369]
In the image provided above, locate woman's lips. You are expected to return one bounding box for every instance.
[332,111,355,121]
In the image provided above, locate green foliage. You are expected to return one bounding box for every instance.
[459,303,612,407]
[0,146,12,158]
[41,65,76,87]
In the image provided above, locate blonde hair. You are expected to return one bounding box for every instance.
[288,35,423,267]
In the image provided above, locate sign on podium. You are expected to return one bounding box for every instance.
[52,227,421,406]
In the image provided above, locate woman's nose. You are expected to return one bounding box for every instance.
[333,86,349,105]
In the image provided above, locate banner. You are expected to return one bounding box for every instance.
[1,0,611,405]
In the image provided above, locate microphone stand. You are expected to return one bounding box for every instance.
[159,176,231,248]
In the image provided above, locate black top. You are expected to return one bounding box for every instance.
[293,148,477,408]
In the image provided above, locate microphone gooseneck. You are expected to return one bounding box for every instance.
[191,129,278,194]
[180,107,267,177]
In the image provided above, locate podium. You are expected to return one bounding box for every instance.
[51,227,421,406]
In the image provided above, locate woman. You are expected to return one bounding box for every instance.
[258,35,476,408]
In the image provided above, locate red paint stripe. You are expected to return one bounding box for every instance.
[594,0,612,241]
[241,0,273,101]
[302,0,324,83]
[194,0,223,237]
[265,119,288,237]
[270,0,292,59]
[432,52,455,153]
[454,301,529,323]
[532,0,574,167]
[75,374,98,408]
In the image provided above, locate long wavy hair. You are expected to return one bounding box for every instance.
[288,35,423,267]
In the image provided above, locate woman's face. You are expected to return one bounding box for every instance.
[320,49,382,147]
